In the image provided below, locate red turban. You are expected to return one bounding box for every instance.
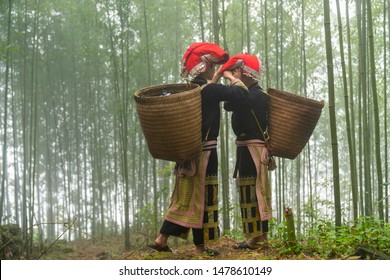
[219,53,262,81]
[181,42,229,79]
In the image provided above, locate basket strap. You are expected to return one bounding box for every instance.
[238,85,271,153]
[250,109,274,158]
[203,140,217,150]
[203,127,211,142]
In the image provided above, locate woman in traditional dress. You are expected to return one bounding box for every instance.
[221,54,273,249]
[150,43,247,256]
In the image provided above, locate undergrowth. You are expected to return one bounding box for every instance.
[267,216,390,259]
[3,215,389,260]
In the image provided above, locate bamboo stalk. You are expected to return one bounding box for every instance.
[284,207,296,246]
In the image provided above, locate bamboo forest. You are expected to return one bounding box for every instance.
[0,0,389,260]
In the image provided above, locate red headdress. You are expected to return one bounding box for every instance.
[181,42,229,79]
[219,53,262,81]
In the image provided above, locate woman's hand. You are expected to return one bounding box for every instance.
[222,70,234,80]
[209,70,223,84]
[222,71,241,86]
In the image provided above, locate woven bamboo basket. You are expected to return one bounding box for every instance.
[267,87,325,159]
[134,83,202,164]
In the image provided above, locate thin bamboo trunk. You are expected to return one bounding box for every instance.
[246,0,250,52]
[323,0,342,227]
[263,0,269,88]
[0,0,12,222]
[336,0,358,221]
[356,0,365,216]
[360,0,373,217]
[199,0,205,41]
[367,0,384,222]
[385,0,389,223]
[346,0,359,221]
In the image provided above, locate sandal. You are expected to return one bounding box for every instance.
[233,241,259,250]
[148,244,172,252]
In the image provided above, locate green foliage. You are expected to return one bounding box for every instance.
[226,228,245,241]
[39,240,74,260]
[268,216,390,259]
[350,216,390,255]
[134,203,156,232]
[268,218,301,256]
[159,162,175,177]
[0,224,23,260]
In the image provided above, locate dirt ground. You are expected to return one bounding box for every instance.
[50,235,321,260]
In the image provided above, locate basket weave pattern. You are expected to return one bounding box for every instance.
[267,88,324,159]
[134,83,202,164]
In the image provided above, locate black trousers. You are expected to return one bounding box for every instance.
[159,149,219,246]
